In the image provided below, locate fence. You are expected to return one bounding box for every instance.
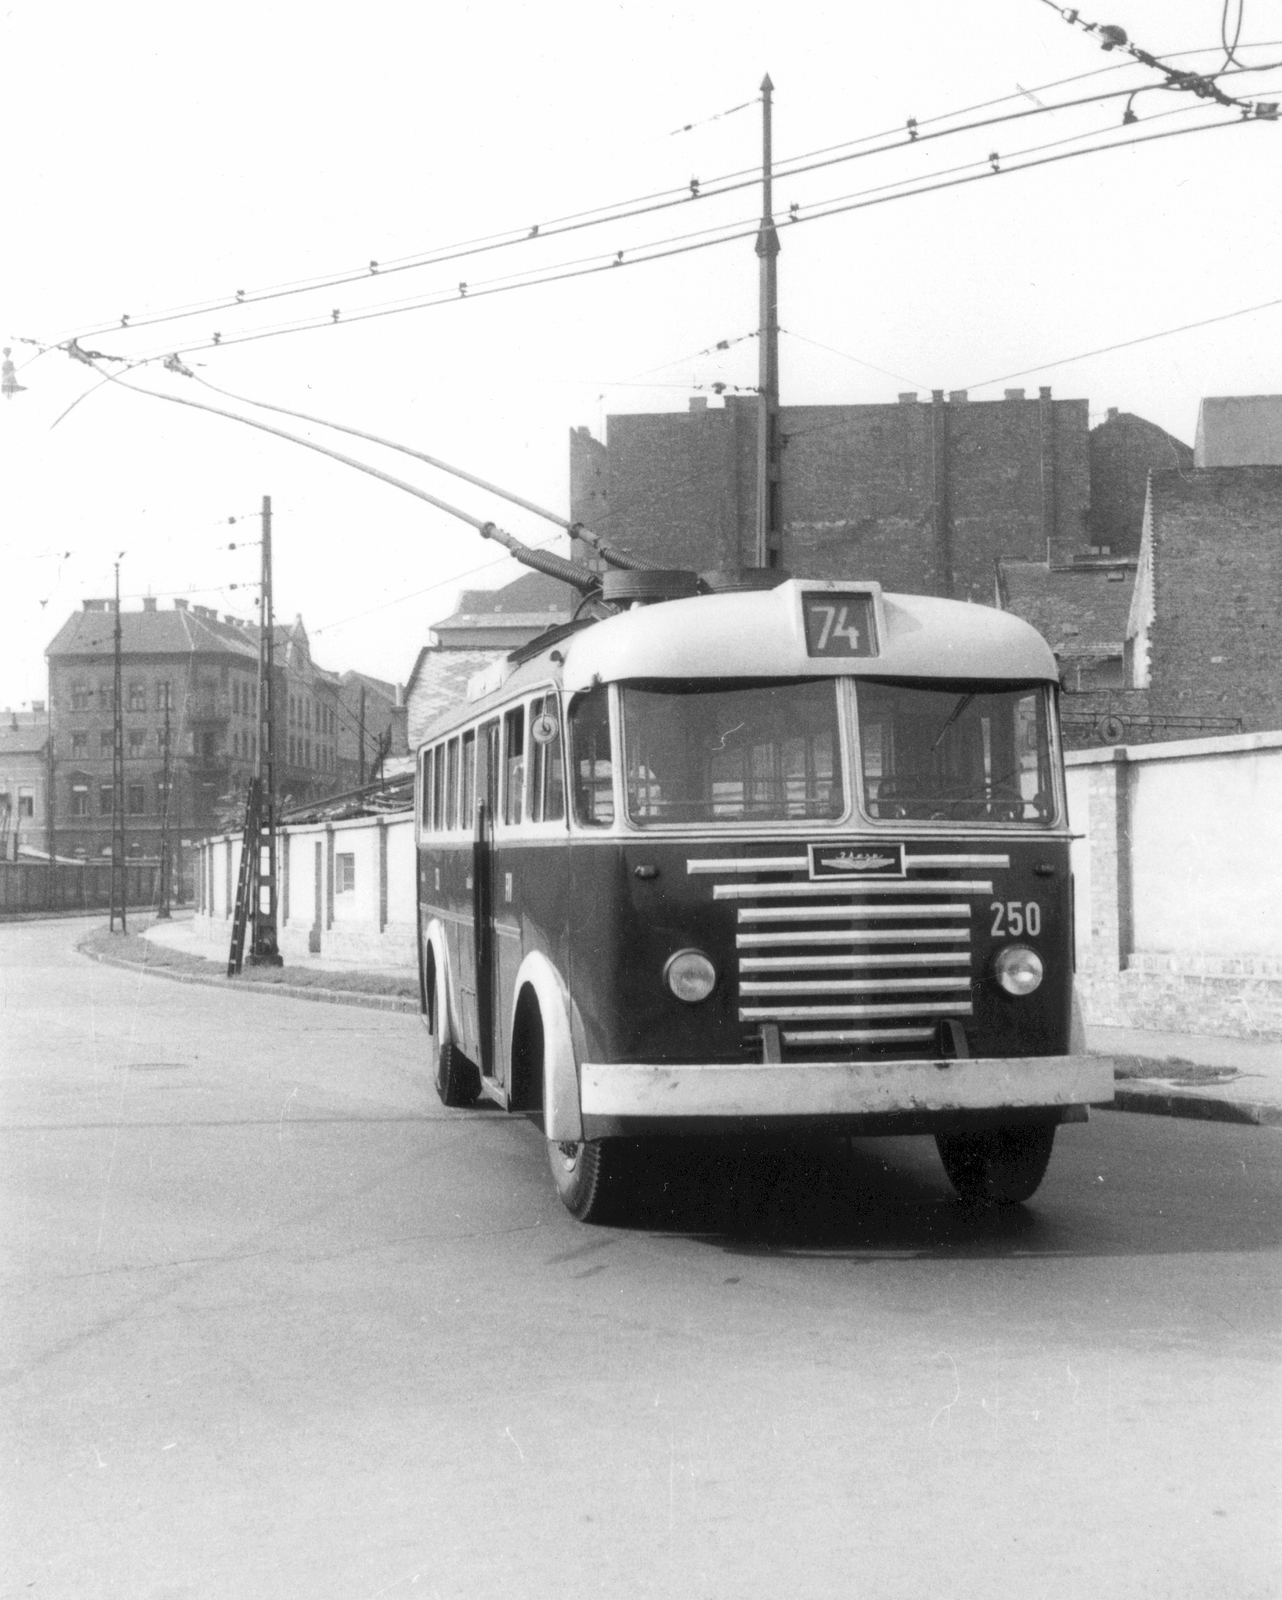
[1066,731,1282,1039]
[0,860,165,916]
[195,812,416,967]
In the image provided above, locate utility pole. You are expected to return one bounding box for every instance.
[109,560,127,932]
[155,690,172,918]
[45,672,55,908]
[248,493,282,966]
[357,683,367,787]
[754,73,782,569]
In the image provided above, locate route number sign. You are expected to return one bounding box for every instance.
[801,592,877,658]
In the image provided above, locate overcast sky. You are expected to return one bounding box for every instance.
[2,0,1279,708]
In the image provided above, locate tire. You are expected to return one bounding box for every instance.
[936,1123,1057,1205]
[434,1039,480,1108]
[547,1138,634,1223]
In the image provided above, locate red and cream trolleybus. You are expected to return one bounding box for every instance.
[416,575,1112,1221]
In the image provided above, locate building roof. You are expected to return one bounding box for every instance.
[0,725,48,758]
[1195,396,1282,468]
[997,561,1134,660]
[46,602,260,662]
[445,570,579,619]
[405,646,509,749]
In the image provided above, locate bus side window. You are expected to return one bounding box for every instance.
[529,695,565,824]
[445,737,460,831]
[569,686,613,826]
[425,745,441,832]
[477,720,500,822]
[431,742,445,830]
[460,729,476,830]
[503,706,525,825]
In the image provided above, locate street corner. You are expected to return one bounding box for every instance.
[1098,1054,1282,1128]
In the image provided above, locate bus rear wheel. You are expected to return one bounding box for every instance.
[433,1038,480,1109]
[936,1123,1056,1204]
[548,1138,631,1223]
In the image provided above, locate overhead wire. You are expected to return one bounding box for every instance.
[93,105,1268,366]
[43,40,1277,354]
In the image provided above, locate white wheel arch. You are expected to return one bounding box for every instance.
[422,918,457,1050]
[510,950,583,1145]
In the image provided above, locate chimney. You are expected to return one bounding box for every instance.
[897,392,918,404]
[1039,386,1052,400]
[1107,406,1119,421]
[224,614,238,624]
[931,389,945,404]
[143,596,157,611]
[1004,388,1025,401]
[688,396,708,413]
[173,597,189,610]
[82,598,110,611]
[949,390,969,404]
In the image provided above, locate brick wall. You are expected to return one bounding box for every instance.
[574,390,1093,595]
[1147,466,1282,732]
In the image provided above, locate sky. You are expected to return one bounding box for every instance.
[2,0,1279,708]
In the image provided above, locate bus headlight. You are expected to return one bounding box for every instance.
[665,949,717,1003]
[993,945,1044,996]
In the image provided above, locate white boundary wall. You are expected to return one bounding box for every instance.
[1066,731,1282,1039]
[194,812,416,968]
[193,732,1282,1037]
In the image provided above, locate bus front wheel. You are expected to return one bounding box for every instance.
[548,1139,630,1223]
[936,1123,1056,1204]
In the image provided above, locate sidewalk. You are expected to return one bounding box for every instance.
[142,911,416,974]
[1088,1022,1282,1128]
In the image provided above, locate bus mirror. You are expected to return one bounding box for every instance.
[531,714,559,746]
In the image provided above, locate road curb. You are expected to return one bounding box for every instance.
[81,946,419,1015]
[1096,1084,1282,1128]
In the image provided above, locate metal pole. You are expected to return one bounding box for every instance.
[754,73,782,569]
[156,691,172,917]
[110,561,127,931]
[45,668,55,907]
[249,494,282,965]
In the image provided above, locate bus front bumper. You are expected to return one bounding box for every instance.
[578,1055,1114,1136]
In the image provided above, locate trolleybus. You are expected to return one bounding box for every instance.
[416,576,1112,1221]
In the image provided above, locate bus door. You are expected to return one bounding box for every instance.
[473,718,501,1080]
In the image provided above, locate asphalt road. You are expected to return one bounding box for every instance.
[3,918,1279,1600]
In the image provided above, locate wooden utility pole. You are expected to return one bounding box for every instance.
[754,73,782,569]
[357,683,367,786]
[109,561,127,931]
[248,494,282,965]
[45,674,55,908]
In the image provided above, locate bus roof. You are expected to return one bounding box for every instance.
[419,579,1058,741]
[559,580,1057,691]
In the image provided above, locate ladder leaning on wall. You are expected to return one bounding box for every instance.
[227,778,262,977]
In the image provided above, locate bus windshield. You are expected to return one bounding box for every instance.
[621,679,844,826]
[856,681,1056,825]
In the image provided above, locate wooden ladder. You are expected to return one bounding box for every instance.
[226,778,261,977]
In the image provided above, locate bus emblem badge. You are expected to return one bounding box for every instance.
[809,842,906,879]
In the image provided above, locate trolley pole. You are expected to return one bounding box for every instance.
[155,691,172,918]
[109,560,127,932]
[754,73,782,570]
[248,494,283,966]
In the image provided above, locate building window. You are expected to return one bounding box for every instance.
[18,788,34,818]
[336,852,355,893]
[70,683,92,711]
[128,681,146,711]
[100,731,113,755]
[305,738,311,767]
[70,783,89,816]
[99,784,114,815]
[128,728,146,755]
[127,784,146,814]
[157,680,173,710]
[71,732,88,757]
[73,845,87,859]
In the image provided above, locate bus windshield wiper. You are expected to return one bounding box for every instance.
[931,692,975,752]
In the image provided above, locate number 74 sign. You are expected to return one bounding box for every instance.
[802,592,877,658]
